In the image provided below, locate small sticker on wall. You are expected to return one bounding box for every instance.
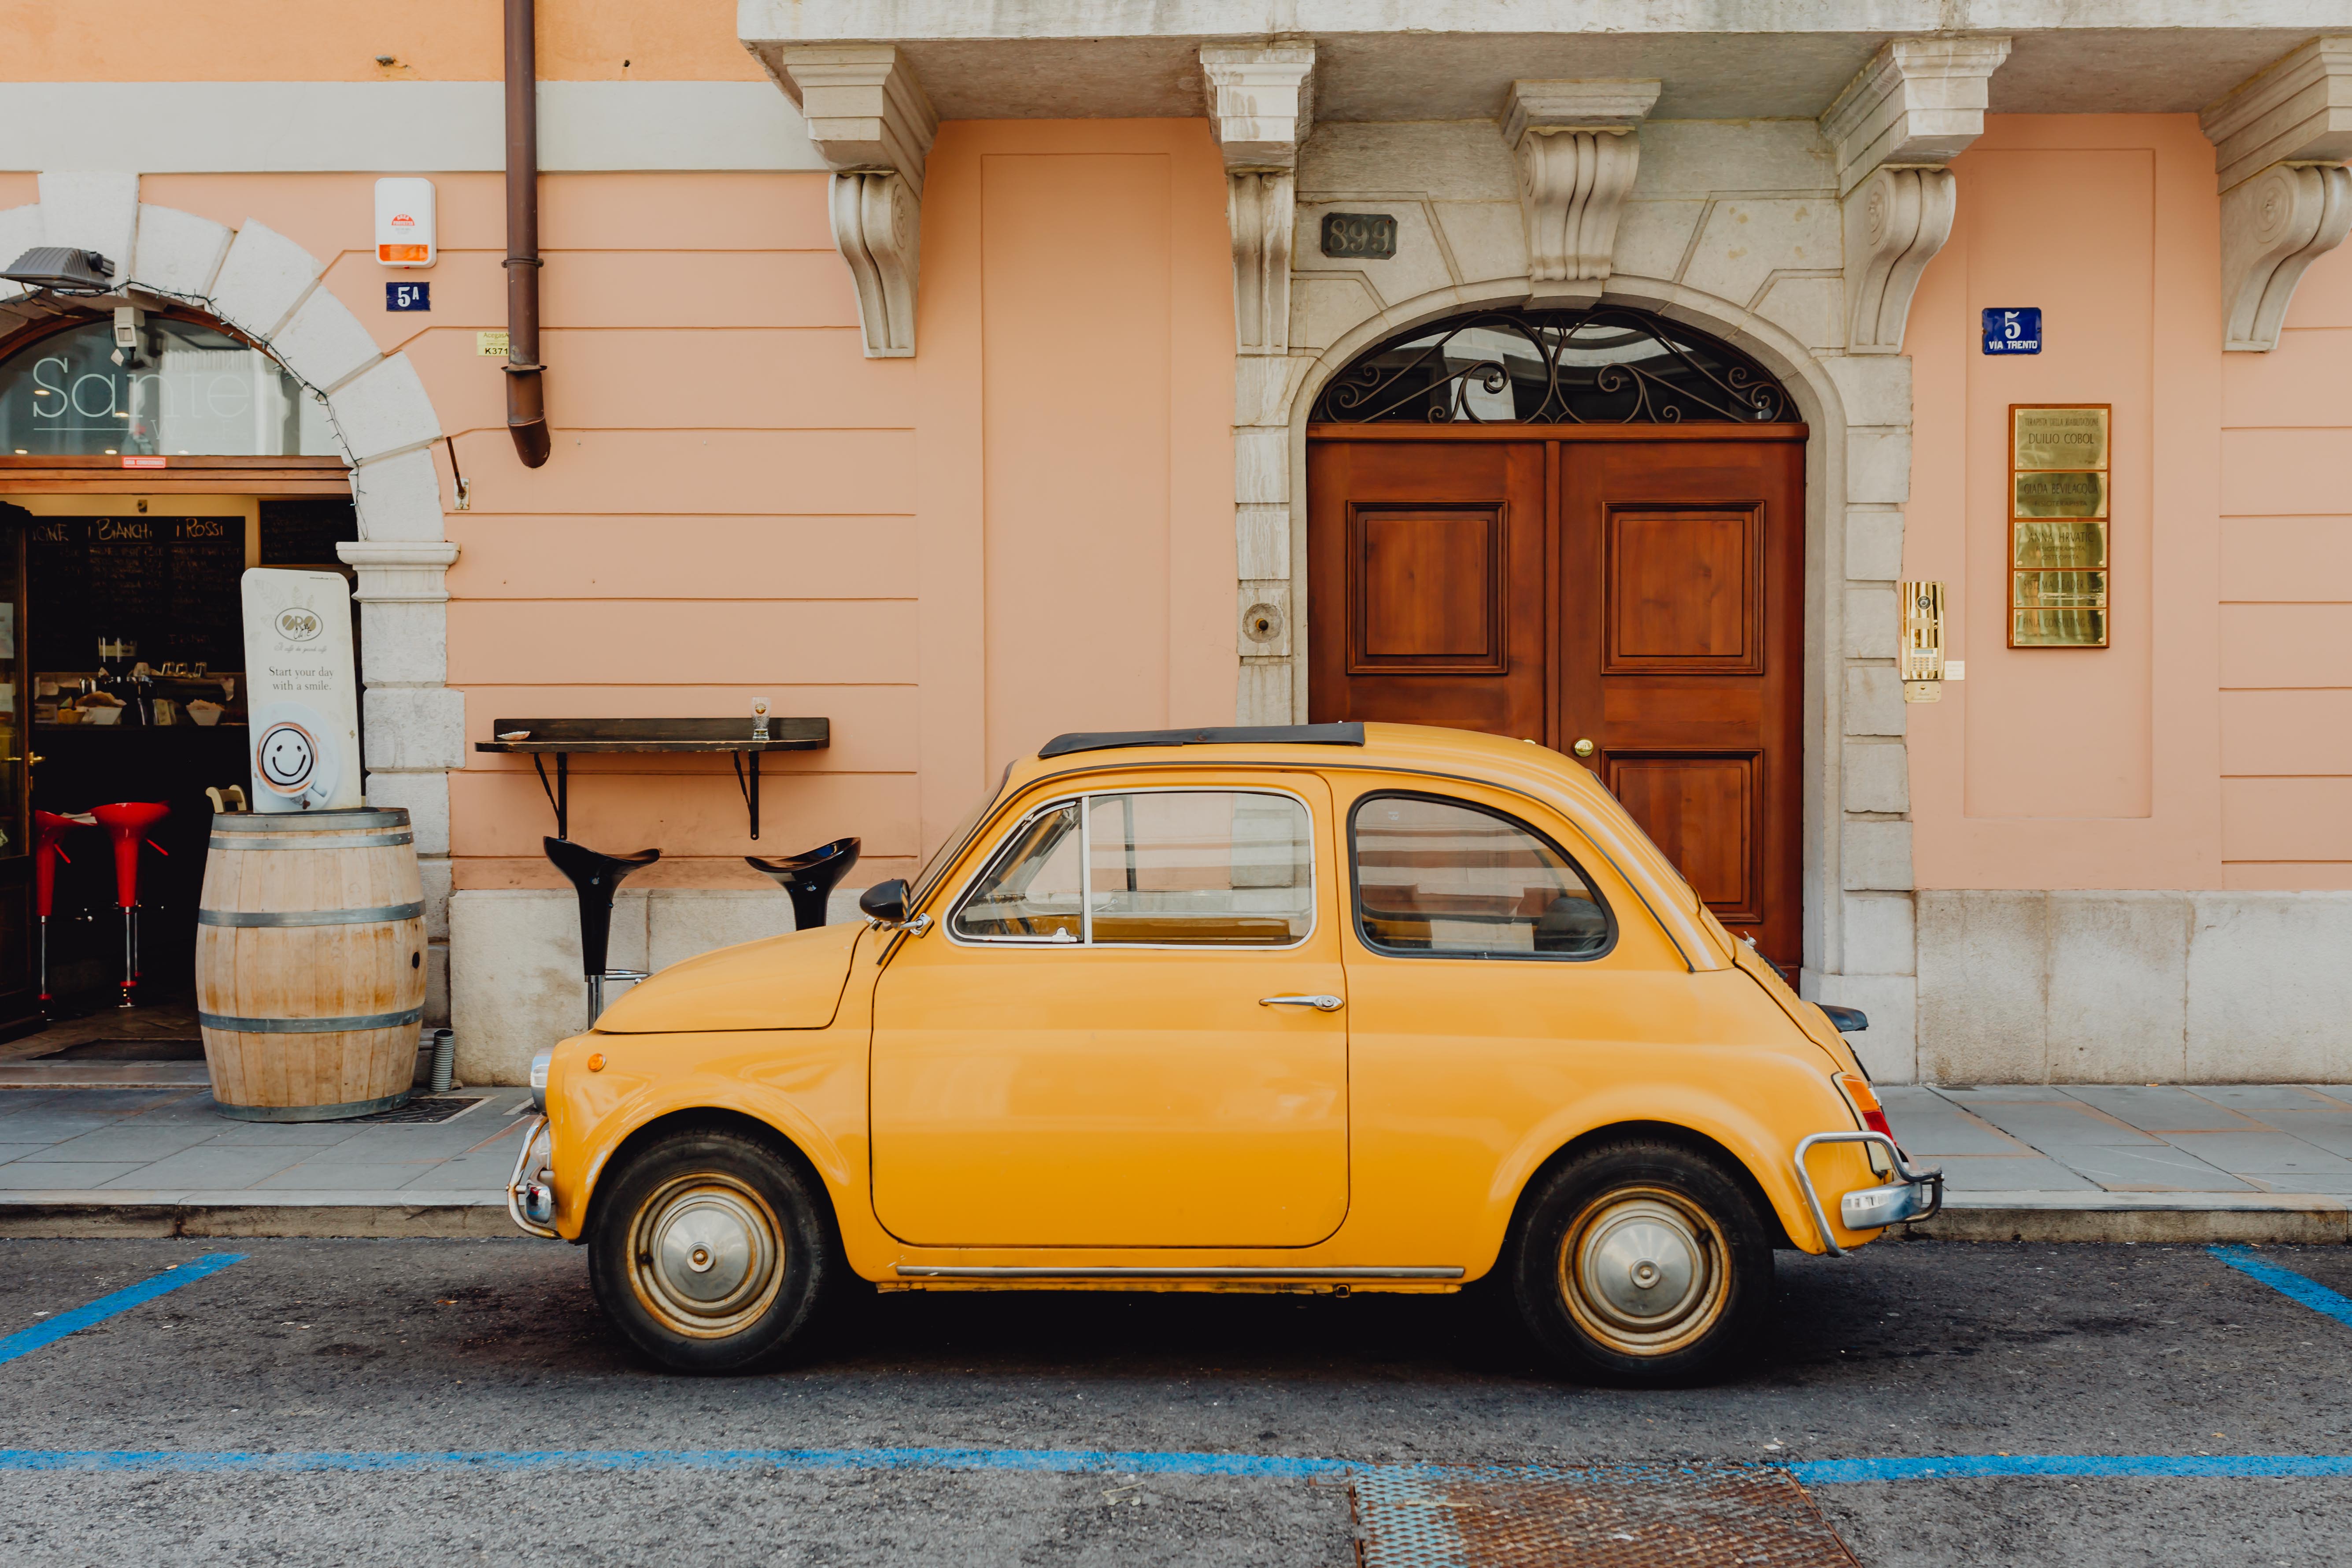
[476,331,510,357]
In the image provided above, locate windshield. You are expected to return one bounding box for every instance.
[907,761,1016,907]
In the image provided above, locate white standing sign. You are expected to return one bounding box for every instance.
[240,569,363,813]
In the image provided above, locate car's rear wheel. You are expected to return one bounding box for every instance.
[587,1127,838,1373]
[1510,1139,1772,1384]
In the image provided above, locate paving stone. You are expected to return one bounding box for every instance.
[1927,1085,2075,1103]
[2061,1085,2258,1131]
[14,1126,220,1163]
[0,1143,49,1165]
[2162,1132,2352,1178]
[2044,1143,2254,1192]
[2253,1113,2352,1156]
[250,1159,446,1191]
[2191,1084,2349,1113]
[0,1161,149,1188]
[1922,1154,2102,1192]
[1879,1108,2023,1157]
[1963,1102,2161,1147]
[94,1145,313,1190]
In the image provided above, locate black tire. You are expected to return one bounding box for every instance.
[587,1127,840,1374]
[1509,1138,1773,1385]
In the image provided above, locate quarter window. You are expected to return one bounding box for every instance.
[953,791,1314,947]
[1351,793,1611,959]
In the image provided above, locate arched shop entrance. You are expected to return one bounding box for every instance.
[0,307,360,1036]
[1305,306,1807,970]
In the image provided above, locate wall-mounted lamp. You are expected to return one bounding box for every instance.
[0,247,115,292]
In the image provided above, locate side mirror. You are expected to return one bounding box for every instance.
[858,879,910,927]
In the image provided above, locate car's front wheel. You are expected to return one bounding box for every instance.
[587,1126,839,1373]
[1509,1138,1773,1384]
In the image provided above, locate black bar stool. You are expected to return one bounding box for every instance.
[544,836,660,1028]
[745,836,862,931]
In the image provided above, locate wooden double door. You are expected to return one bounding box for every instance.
[1307,426,1806,969]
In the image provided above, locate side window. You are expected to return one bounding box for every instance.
[1351,792,1612,960]
[951,790,1314,947]
[1087,791,1313,946]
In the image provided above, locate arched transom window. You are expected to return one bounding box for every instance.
[1314,306,1791,425]
[0,315,336,458]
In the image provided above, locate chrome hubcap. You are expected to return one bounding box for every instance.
[629,1175,784,1339]
[1559,1186,1728,1357]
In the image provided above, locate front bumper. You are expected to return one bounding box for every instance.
[1793,1130,1943,1257]
[507,1115,559,1239]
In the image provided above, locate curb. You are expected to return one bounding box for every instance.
[1910,1193,2351,1246]
[0,1194,522,1240]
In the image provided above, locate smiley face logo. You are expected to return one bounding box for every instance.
[256,721,317,791]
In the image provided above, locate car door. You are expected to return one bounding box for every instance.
[869,777,1349,1248]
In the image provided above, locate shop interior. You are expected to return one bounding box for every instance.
[0,305,358,1045]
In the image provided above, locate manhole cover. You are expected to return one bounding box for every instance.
[1352,1461,1858,1568]
[349,1095,494,1126]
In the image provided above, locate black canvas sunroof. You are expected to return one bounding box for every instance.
[1038,723,1366,759]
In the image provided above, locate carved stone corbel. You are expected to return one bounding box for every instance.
[1821,37,2010,353]
[775,45,938,358]
[1501,81,1660,284]
[2202,38,2352,352]
[1202,42,1314,355]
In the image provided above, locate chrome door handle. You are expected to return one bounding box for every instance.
[1260,994,1343,1012]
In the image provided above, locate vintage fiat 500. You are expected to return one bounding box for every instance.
[509,723,1938,1382]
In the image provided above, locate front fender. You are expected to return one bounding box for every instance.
[545,1026,869,1242]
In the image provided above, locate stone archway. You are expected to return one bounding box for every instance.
[0,171,461,1018]
[1250,271,1918,1075]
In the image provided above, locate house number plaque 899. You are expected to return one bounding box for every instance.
[1320,212,1398,259]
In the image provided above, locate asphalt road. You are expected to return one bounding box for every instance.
[2,1235,2349,1565]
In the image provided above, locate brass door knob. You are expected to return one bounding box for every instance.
[1572,739,1596,758]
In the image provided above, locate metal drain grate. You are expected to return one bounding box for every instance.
[349,1095,492,1126]
[1352,1461,1859,1568]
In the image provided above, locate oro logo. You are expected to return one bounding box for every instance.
[275,606,323,643]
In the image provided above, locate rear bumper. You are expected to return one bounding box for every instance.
[1793,1130,1943,1257]
[506,1115,559,1239]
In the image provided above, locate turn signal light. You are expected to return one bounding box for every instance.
[377,243,429,263]
[1837,1072,1895,1140]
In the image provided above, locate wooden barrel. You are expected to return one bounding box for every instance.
[196,807,427,1121]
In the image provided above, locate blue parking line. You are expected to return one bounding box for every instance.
[2,1445,2349,1485]
[0,1253,245,1367]
[1792,1454,2352,1483]
[2210,1245,2352,1328]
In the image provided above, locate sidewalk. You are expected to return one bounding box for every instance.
[0,1072,2347,1241]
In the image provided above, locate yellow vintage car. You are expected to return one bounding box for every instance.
[508,723,1938,1382]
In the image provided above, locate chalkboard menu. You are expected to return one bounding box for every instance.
[259,498,358,565]
[27,516,246,671]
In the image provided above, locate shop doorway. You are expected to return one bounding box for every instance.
[0,307,356,1038]
[1305,307,1807,969]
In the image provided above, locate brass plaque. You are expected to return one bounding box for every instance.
[2012,607,2108,647]
[2013,407,2109,471]
[2012,470,2108,518]
[2013,520,2107,569]
[2012,570,2107,609]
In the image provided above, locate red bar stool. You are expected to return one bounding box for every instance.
[89,802,170,1008]
[33,810,96,1005]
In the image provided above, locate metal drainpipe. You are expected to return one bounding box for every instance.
[503,0,550,467]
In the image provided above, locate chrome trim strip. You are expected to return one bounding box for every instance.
[198,1006,425,1034]
[208,831,414,851]
[893,1265,1464,1280]
[1793,1130,1945,1258]
[198,901,425,928]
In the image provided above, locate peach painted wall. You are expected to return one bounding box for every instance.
[1907,112,2352,892]
[0,0,763,81]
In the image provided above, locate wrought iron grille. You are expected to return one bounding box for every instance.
[1313,306,1790,425]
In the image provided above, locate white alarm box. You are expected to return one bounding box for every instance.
[375,178,436,267]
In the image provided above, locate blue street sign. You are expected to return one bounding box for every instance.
[1982,307,2039,354]
[386,282,431,312]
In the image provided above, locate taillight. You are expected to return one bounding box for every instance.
[1837,1072,1896,1140]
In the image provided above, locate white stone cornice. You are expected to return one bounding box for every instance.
[1203,43,1314,354]
[2203,39,2352,351]
[2203,37,2352,192]
[1503,80,1660,285]
[1200,42,1316,172]
[1821,36,2012,197]
[1823,38,2008,355]
[775,46,937,359]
